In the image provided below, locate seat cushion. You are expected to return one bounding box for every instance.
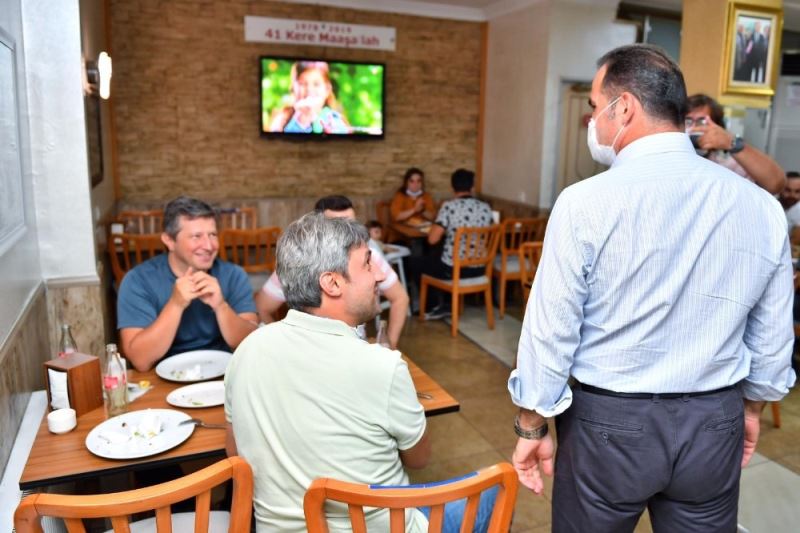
[427,275,489,287]
[104,511,230,533]
[494,255,520,273]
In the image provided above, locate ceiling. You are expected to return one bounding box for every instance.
[283,0,800,31]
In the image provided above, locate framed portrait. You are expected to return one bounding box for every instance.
[723,4,782,96]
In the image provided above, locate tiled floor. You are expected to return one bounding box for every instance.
[398,302,800,532]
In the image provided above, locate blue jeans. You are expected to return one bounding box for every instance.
[419,485,499,533]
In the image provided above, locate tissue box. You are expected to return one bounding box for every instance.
[43,352,103,416]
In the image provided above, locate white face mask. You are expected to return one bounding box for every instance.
[587,97,625,166]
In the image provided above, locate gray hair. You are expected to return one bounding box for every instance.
[277,211,369,310]
[163,196,217,239]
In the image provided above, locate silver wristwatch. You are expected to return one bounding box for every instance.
[514,415,549,440]
[730,135,745,154]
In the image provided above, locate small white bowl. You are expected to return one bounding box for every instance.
[47,408,77,434]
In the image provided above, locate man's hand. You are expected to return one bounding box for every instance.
[692,118,734,152]
[191,271,225,310]
[171,266,200,309]
[742,400,766,467]
[512,432,555,495]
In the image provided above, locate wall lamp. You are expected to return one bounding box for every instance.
[85,51,112,99]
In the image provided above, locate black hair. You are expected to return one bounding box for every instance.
[398,167,425,193]
[366,220,383,229]
[787,171,800,178]
[451,169,475,192]
[597,44,687,127]
[163,196,216,238]
[687,94,725,127]
[314,195,353,212]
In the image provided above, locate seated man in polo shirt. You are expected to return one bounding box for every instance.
[255,195,409,348]
[225,212,497,532]
[117,196,258,372]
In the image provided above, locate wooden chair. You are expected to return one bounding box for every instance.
[108,230,166,286]
[519,241,544,305]
[219,227,281,273]
[218,207,257,230]
[493,217,548,318]
[419,225,501,337]
[115,209,164,234]
[375,199,398,242]
[14,456,253,533]
[303,463,518,533]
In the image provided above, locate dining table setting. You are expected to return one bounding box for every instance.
[18,349,458,491]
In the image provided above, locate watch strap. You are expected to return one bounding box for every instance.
[514,415,549,440]
[730,135,745,154]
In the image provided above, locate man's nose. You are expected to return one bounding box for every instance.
[374,267,386,283]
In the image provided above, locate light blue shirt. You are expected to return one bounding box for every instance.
[508,132,796,417]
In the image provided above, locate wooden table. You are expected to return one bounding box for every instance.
[19,355,458,490]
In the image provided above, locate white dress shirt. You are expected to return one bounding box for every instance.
[509,132,796,417]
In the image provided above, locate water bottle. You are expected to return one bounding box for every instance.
[58,324,78,358]
[376,320,391,348]
[104,343,128,417]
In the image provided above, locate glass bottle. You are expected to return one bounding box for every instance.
[58,324,78,358]
[104,343,128,417]
[376,320,391,348]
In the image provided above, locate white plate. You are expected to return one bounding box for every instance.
[85,409,194,460]
[166,381,225,409]
[155,350,232,382]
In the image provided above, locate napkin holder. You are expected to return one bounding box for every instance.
[43,352,103,416]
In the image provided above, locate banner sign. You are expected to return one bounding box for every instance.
[244,16,396,52]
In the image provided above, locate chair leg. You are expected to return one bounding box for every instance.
[485,287,495,330]
[451,291,459,337]
[498,276,506,318]
[419,279,428,321]
[771,402,781,428]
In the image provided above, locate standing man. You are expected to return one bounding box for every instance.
[509,44,795,532]
[118,196,257,371]
[685,93,785,194]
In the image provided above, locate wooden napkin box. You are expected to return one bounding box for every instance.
[43,352,103,416]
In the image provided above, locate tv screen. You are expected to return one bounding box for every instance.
[260,57,385,138]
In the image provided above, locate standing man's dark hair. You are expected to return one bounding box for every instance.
[597,44,687,127]
[687,94,725,127]
[313,195,353,213]
[451,169,475,192]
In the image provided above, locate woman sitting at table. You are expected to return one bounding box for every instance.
[390,167,436,225]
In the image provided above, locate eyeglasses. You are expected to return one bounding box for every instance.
[685,117,709,127]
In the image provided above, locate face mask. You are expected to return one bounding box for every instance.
[587,97,625,166]
[406,188,424,198]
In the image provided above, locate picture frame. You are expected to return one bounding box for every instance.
[722,4,782,97]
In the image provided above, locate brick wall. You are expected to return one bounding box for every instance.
[110,0,482,203]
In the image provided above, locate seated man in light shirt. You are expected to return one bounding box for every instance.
[255,195,409,348]
[225,212,497,532]
[117,196,257,371]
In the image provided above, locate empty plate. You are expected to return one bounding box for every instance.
[155,350,232,383]
[166,381,225,409]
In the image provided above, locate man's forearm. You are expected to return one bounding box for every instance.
[734,146,786,194]
[387,292,409,349]
[122,301,185,371]
[744,399,766,417]
[517,407,548,430]
[215,303,257,349]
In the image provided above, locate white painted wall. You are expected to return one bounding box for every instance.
[0,0,97,348]
[22,0,97,281]
[482,1,550,205]
[538,0,635,207]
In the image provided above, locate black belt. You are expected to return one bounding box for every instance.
[577,382,737,400]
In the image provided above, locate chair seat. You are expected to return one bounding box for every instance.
[494,255,520,274]
[104,511,230,533]
[426,275,489,287]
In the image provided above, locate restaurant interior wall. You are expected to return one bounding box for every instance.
[0,0,102,480]
[109,0,481,204]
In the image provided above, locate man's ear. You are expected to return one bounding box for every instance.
[319,272,343,298]
[161,232,175,251]
[619,92,638,123]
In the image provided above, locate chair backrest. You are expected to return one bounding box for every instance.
[219,227,281,273]
[218,207,257,230]
[519,241,544,301]
[116,210,164,235]
[375,200,399,242]
[499,217,548,257]
[451,225,502,278]
[14,456,253,533]
[303,463,518,533]
[108,230,166,286]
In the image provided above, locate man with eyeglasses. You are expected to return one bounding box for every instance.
[685,93,785,194]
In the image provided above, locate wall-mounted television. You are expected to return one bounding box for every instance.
[260,56,385,138]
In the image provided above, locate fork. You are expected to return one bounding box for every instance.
[179,418,226,429]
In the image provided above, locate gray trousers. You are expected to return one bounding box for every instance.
[552,385,744,533]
